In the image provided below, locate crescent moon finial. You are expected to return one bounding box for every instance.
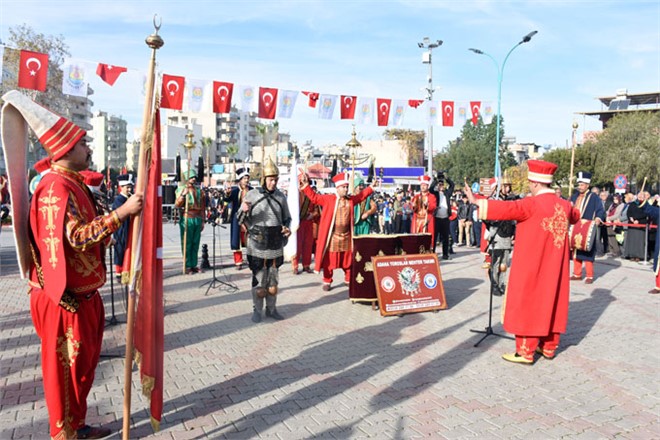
[153,14,162,33]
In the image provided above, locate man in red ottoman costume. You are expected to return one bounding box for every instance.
[300,172,375,291]
[411,174,437,250]
[1,91,143,439]
[465,160,580,364]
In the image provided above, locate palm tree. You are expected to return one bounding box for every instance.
[200,136,214,186]
[226,143,239,176]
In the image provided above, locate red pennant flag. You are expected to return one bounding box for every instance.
[408,99,424,109]
[96,63,127,86]
[302,91,319,108]
[160,74,185,110]
[340,95,357,119]
[212,81,234,113]
[442,100,454,127]
[18,50,49,92]
[134,108,164,429]
[376,98,392,127]
[258,87,278,119]
[470,101,481,126]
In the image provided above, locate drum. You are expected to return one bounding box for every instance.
[569,219,597,252]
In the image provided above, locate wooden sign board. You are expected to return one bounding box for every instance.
[372,253,447,316]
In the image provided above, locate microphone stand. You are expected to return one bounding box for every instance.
[469,218,514,347]
[200,215,238,295]
[105,192,124,326]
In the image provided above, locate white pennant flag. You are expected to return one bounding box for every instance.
[356,97,374,125]
[318,94,337,120]
[283,155,300,261]
[277,89,298,119]
[391,100,406,127]
[238,85,256,112]
[61,60,90,97]
[186,79,210,113]
[482,101,495,124]
[457,102,468,126]
[427,100,440,125]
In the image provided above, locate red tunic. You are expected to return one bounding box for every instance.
[476,190,580,336]
[302,185,373,272]
[29,165,121,438]
[411,191,437,248]
[293,191,319,268]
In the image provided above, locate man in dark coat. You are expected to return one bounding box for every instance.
[570,171,605,284]
[224,167,251,269]
[112,174,134,281]
[429,172,455,259]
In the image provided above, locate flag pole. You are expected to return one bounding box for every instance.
[123,18,163,440]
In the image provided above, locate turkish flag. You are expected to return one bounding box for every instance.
[470,101,481,126]
[442,101,454,127]
[258,87,278,119]
[376,98,392,126]
[18,50,49,91]
[340,95,357,119]
[96,63,127,86]
[302,91,319,108]
[134,108,164,428]
[408,99,424,109]
[160,74,185,110]
[212,81,234,113]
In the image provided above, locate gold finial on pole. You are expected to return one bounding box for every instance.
[345,125,362,190]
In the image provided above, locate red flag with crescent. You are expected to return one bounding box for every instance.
[133,108,164,428]
[470,101,481,126]
[376,98,392,126]
[160,74,185,110]
[340,95,357,119]
[258,87,278,119]
[302,91,319,108]
[213,81,234,113]
[442,100,454,127]
[18,50,49,92]
[96,63,127,86]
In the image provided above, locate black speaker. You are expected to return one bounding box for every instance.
[162,185,176,205]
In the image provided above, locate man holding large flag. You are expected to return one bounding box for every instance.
[0,90,143,439]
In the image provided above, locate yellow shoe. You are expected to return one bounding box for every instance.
[502,352,534,365]
[535,347,555,360]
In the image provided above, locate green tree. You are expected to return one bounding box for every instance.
[1,25,72,163]
[436,115,516,183]
[226,143,239,175]
[383,128,425,166]
[587,112,660,191]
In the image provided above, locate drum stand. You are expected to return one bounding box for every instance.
[470,224,514,347]
[200,220,238,295]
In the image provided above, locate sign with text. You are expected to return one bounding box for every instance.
[372,254,447,316]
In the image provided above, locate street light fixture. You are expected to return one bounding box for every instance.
[418,37,443,176]
[468,30,538,195]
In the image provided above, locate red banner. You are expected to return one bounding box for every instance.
[373,254,447,316]
[18,50,49,91]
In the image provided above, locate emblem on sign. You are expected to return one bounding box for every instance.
[397,267,421,297]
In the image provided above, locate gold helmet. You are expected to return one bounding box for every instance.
[261,156,279,186]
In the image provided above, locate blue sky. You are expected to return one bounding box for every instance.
[1,0,659,155]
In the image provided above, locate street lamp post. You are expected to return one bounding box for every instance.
[469,30,538,195]
[418,37,443,177]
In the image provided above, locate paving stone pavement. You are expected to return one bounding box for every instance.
[1,223,659,439]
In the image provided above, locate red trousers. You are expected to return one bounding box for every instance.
[321,250,352,284]
[515,333,561,361]
[30,288,104,439]
[573,259,594,279]
[292,220,314,269]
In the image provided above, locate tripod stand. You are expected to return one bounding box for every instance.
[470,223,514,347]
[200,219,238,295]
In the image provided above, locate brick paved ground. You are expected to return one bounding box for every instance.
[1,223,658,439]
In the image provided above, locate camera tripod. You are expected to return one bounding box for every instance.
[200,219,238,295]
